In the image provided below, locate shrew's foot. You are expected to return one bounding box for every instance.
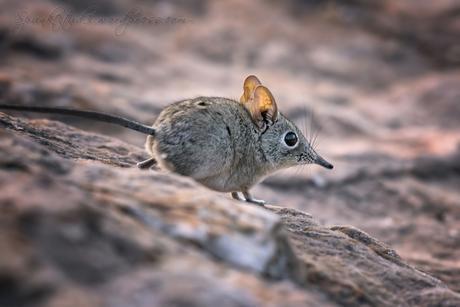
[242,191,266,206]
[136,158,157,169]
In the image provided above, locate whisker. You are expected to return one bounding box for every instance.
[312,129,319,150]
[308,107,314,145]
[302,163,309,179]
[302,104,308,142]
[295,165,302,176]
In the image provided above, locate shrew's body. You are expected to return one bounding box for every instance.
[146,97,270,192]
[0,75,333,205]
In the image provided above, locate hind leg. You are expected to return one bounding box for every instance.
[231,192,245,201]
[136,157,157,169]
[242,190,266,206]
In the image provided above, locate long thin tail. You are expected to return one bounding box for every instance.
[0,104,156,136]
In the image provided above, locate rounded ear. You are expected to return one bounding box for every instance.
[240,75,261,104]
[245,85,278,129]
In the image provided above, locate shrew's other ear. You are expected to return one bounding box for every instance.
[240,75,261,104]
[245,85,278,129]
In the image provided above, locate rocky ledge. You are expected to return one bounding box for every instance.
[1,112,459,307]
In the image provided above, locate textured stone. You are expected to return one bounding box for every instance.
[1,113,459,306]
[1,0,460,304]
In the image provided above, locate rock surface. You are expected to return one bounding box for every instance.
[1,0,460,305]
[1,113,460,306]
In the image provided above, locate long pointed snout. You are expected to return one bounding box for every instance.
[314,155,333,170]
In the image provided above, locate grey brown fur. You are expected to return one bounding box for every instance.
[143,88,332,205]
[146,97,269,192]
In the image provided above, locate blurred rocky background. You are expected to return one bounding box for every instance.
[1,0,460,306]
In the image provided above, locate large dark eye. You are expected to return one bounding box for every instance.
[284,132,298,147]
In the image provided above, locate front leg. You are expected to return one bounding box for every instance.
[242,190,266,206]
